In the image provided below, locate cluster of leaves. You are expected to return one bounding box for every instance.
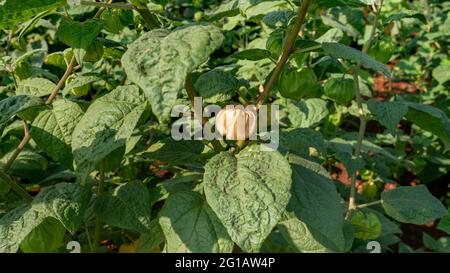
[0,0,449,253]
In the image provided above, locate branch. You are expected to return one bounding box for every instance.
[0,171,33,202]
[2,121,31,172]
[256,0,312,108]
[356,200,383,209]
[347,0,384,219]
[46,56,77,104]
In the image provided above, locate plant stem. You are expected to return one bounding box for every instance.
[347,0,384,219]
[356,200,383,209]
[2,121,30,172]
[185,75,224,152]
[256,0,312,108]
[46,56,77,104]
[93,161,106,252]
[0,171,33,202]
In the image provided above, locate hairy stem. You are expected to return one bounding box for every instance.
[256,0,312,108]
[93,161,106,252]
[347,0,384,219]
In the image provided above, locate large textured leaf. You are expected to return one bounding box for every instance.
[405,102,450,149]
[322,42,391,77]
[367,99,408,134]
[0,0,65,29]
[122,24,224,123]
[34,183,91,232]
[278,218,330,253]
[204,148,292,252]
[0,183,90,252]
[381,185,447,225]
[159,191,233,253]
[288,155,346,252]
[56,18,104,63]
[95,181,153,233]
[16,78,56,97]
[71,85,147,181]
[0,95,43,131]
[31,99,85,169]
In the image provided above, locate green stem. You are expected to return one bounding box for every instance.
[2,121,30,172]
[93,161,106,252]
[347,0,384,219]
[0,171,33,202]
[256,0,312,108]
[356,200,383,209]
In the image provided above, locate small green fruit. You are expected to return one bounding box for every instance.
[324,78,355,105]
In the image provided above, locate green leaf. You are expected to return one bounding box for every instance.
[0,183,90,252]
[350,211,382,240]
[0,0,65,29]
[144,138,204,165]
[288,155,346,252]
[122,25,224,123]
[279,128,326,156]
[63,74,103,97]
[284,98,329,128]
[56,18,104,64]
[203,149,292,252]
[432,64,450,85]
[381,185,448,225]
[16,78,56,97]
[159,191,233,253]
[71,85,147,181]
[230,49,271,61]
[135,220,165,253]
[278,217,330,253]
[385,11,427,25]
[19,218,66,253]
[367,99,408,134]
[194,69,243,103]
[437,208,450,235]
[322,42,391,77]
[33,183,91,232]
[95,181,153,233]
[31,99,85,169]
[0,95,43,131]
[405,102,450,149]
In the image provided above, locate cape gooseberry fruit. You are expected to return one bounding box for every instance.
[216,107,257,140]
[368,37,394,64]
[324,78,355,105]
[278,66,319,100]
